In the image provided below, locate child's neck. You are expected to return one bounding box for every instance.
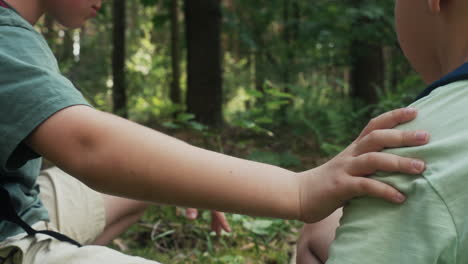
[437,45,468,79]
[422,42,468,84]
[430,11,468,82]
[5,0,44,25]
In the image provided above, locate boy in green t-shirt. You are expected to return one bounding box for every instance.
[0,0,430,263]
[297,0,468,263]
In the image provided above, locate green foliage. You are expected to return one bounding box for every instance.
[292,99,370,156]
[212,255,245,264]
[241,217,293,242]
[373,72,425,116]
[227,80,296,136]
[116,206,299,263]
[161,113,208,132]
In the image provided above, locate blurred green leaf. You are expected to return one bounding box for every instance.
[242,219,274,236]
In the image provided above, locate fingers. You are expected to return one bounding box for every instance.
[216,212,232,233]
[348,152,425,175]
[354,129,429,155]
[211,220,222,236]
[185,208,198,220]
[348,177,406,204]
[356,108,418,141]
[211,211,232,235]
[184,209,231,236]
[214,211,232,233]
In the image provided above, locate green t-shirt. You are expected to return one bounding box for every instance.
[0,8,90,240]
[327,78,468,263]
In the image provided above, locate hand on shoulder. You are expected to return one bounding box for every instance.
[296,108,429,223]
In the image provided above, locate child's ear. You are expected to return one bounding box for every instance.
[427,0,441,13]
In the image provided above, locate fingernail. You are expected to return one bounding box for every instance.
[415,131,428,142]
[396,193,406,202]
[405,107,417,115]
[412,160,425,172]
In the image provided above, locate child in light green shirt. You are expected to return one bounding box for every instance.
[297,0,468,263]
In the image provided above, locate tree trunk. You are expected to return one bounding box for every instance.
[350,41,384,105]
[184,0,223,126]
[61,30,74,62]
[254,51,265,93]
[349,0,384,105]
[43,15,56,50]
[112,0,128,118]
[170,0,181,105]
[282,0,292,86]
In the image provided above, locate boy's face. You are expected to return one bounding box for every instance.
[395,0,440,83]
[43,0,101,29]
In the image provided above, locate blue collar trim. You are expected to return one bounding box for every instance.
[415,63,468,101]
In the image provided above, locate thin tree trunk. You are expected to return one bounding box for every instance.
[254,51,265,93]
[282,0,292,86]
[112,0,128,118]
[350,40,384,105]
[43,15,55,50]
[349,0,384,105]
[170,0,181,105]
[61,30,74,62]
[185,0,223,126]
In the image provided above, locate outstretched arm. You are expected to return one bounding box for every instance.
[26,106,428,222]
[27,105,299,219]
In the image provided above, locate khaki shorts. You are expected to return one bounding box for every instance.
[0,167,160,264]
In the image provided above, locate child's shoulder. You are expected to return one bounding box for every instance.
[0,9,56,71]
[0,8,36,34]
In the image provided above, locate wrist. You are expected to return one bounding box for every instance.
[295,167,330,223]
[294,170,314,222]
[296,171,305,221]
[270,171,303,221]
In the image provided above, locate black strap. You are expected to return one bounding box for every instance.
[0,186,82,247]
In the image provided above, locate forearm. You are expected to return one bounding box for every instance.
[87,119,300,219]
[28,106,300,220]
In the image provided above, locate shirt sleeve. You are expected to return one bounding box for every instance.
[326,174,457,264]
[0,25,90,170]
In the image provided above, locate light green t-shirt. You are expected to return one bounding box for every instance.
[0,8,90,240]
[327,80,468,263]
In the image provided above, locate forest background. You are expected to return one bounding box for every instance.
[37,0,424,263]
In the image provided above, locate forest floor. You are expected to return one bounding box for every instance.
[113,125,330,263]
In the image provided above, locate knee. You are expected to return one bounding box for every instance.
[297,223,322,255]
[296,241,322,264]
[296,225,324,264]
[102,195,150,224]
[296,221,336,264]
